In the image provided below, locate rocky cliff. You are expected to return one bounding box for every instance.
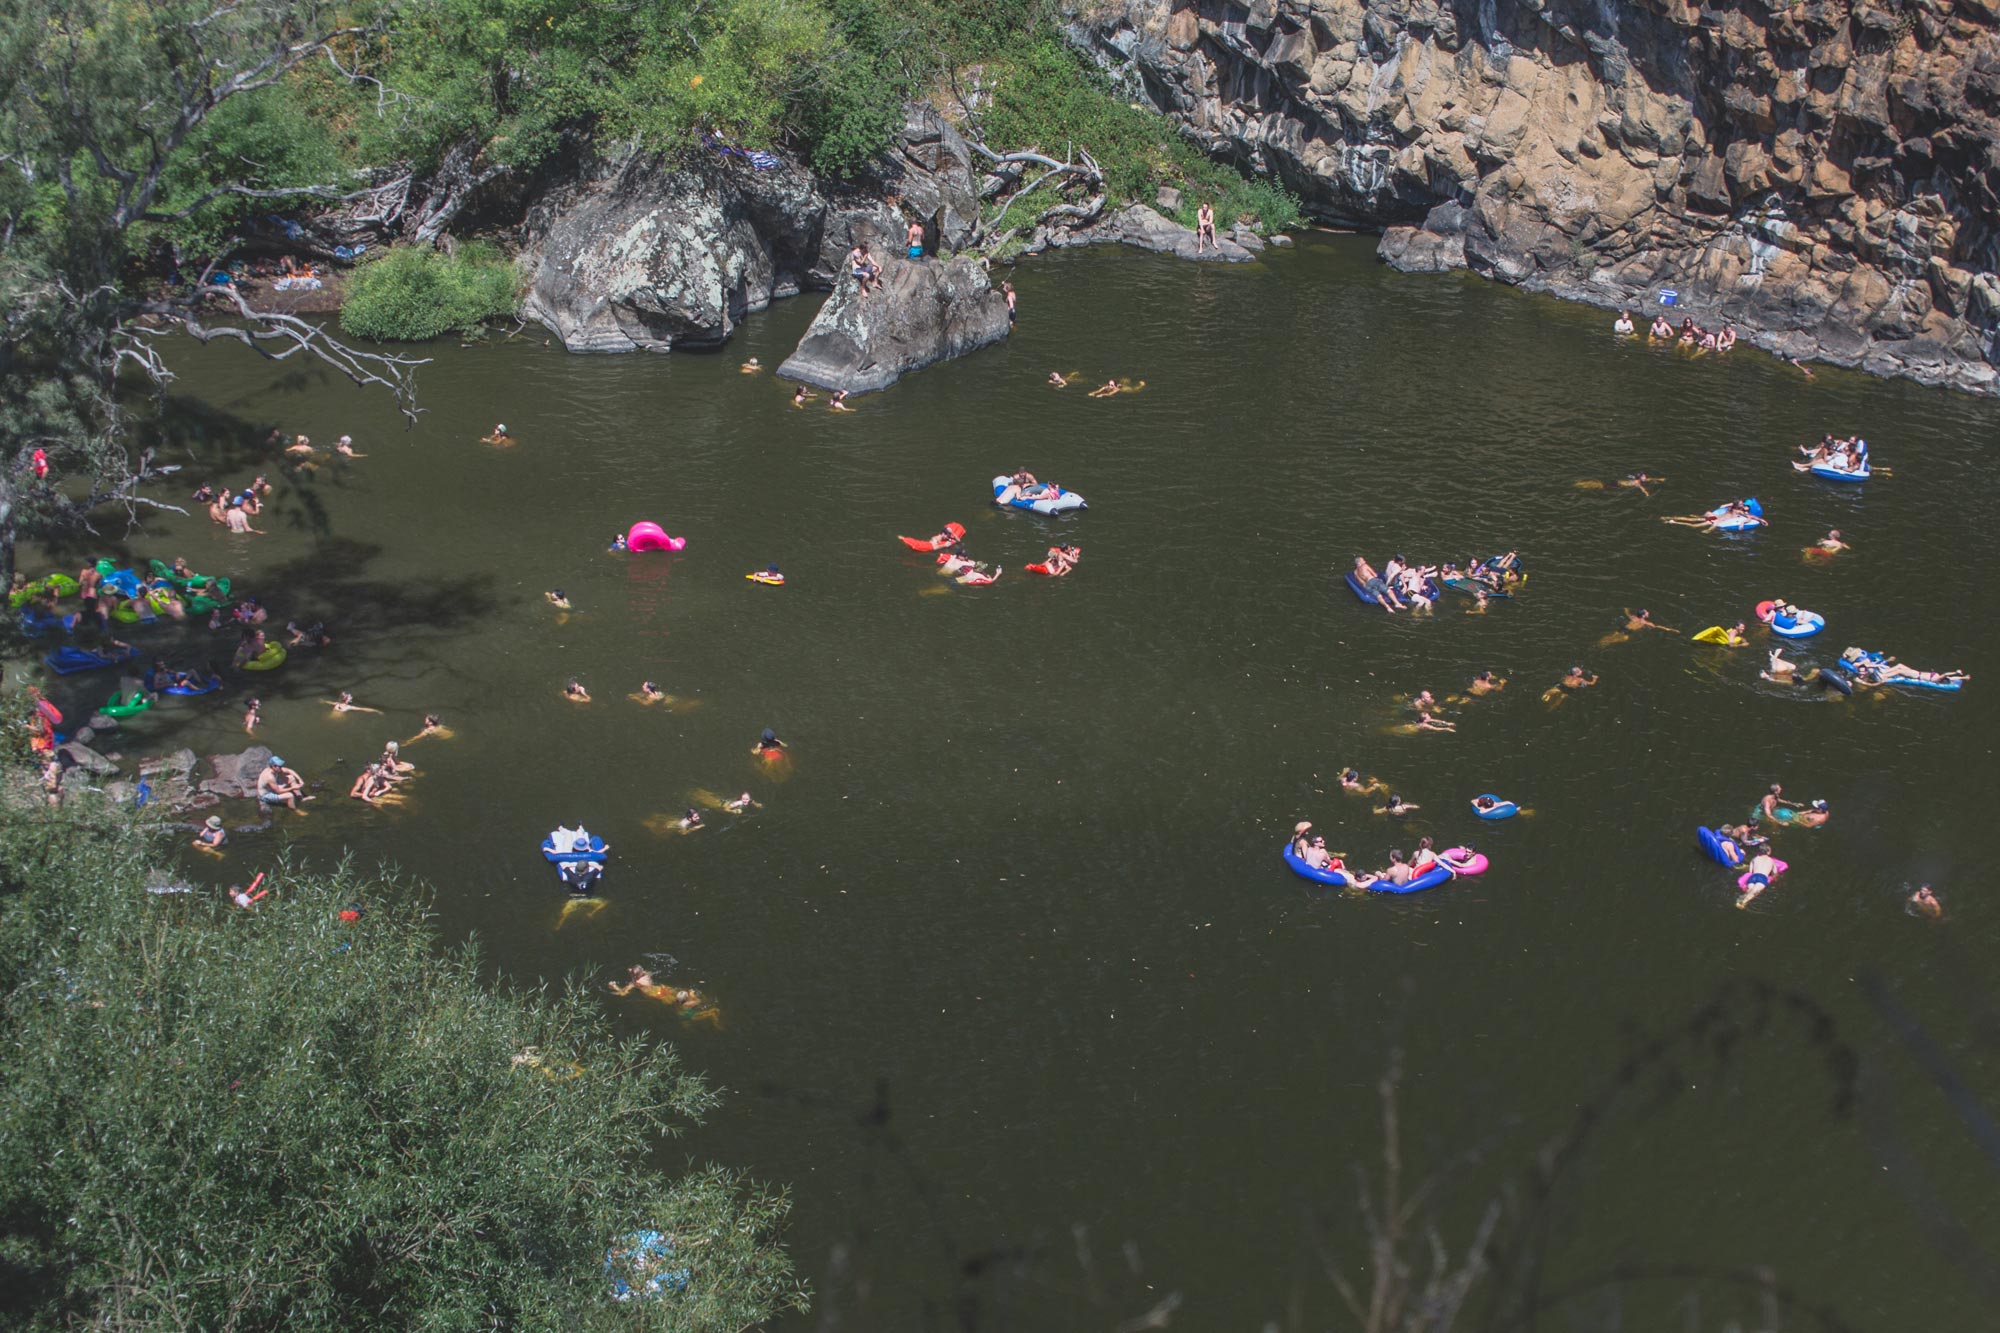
[517,105,982,355]
[1070,0,2000,393]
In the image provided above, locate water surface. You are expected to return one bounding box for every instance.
[37,235,2000,1329]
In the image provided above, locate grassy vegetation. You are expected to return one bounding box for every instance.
[979,40,1303,234]
[339,242,521,342]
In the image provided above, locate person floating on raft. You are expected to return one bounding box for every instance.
[1662,500,1765,532]
[898,522,965,552]
[746,564,785,586]
[1028,544,1080,576]
[937,552,1000,585]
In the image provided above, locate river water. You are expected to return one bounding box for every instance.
[33,234,2000,1328]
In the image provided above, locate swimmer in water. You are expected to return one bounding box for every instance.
[1088,379,1121,397]
[335,434,364,457]
[1618,473,1660,496]
[1375,793,1420,817]
[609,533,628,551]
[1756,784,1800,824]
[828,390,851,412]
[1908,885,1942,920]
[752,727,787,756]
[285,433,315,457]
[741,357,762,374]
[1412,712,1456,732]
[564,679,591,703]
[192,815,227,850]
[1624,608,1679,633]
[1467,671,1507,696]
[242,697,261,734]
[1407,690,1437,712]
[635,681,667,704]
[608,965,669,999]
[349,762,393,804]
[724,792,761,813]
[677,807,705,833]
[545,589,570,609]
[482,423,514,446]
[1808,529,1849,557]
[325,691,381,715]
[1543,666,1599,704]
[1338,768,1388,796]
[1735,850,1780,908]
[1793,798,1831,828]
[792,384,814,407]
[1048,371,1069,388]
[408,713,450,743]
[1761,647,1799,683]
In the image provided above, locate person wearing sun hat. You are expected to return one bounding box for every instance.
[192,815,227,849]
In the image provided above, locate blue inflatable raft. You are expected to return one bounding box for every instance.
[1471,795,1519,820]
[543,829,608,862]
[1707,498,1765,532]
[160,675,224,696]
[991,475,1086,515]
[43,644,138,674]
[1344,569,1441,605]
[1281,842,1353,888]
[1696,826,1745,868]
[1770,609,1824,639]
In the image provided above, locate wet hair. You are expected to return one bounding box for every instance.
[1389,850,1405,863]
[1341,768,1358,782]
[1388,794,1402,805]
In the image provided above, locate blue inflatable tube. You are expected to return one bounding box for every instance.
[1830,656,1964,692]
[19,608,77,636]
[43,645,137,674]
[1471,795,1519,820]
[1809,463,1869,482]
[99,568,141,598]
[161,675,224,696]
[542,835,607,862]
[1380,864,1455,895]
[991,475,1086,515]
[1696,826,1745,867]
[1281,842,1353,888]
[1770,610,1824,639]
[1706,498,1765,532]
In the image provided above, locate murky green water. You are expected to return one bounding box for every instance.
[30,235,2000,1328]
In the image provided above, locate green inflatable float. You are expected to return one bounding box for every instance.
[8,573,80,607]
[101,689,151,719]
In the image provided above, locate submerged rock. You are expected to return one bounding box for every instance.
[777,256,1011,394]
[1028,205,1254,262]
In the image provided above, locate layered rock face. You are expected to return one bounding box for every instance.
[518,105,983,354]
[1072,0,2000,393]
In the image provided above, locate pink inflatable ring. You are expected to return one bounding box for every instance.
[627,521,686,552]
[1440,847,1488,875]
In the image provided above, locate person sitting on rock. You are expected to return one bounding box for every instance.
[848,244,879,294]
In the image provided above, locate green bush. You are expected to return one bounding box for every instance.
[339,242,520,342]
[0,794,805,1329]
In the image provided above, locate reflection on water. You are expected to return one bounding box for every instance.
[25,235,2000,1327]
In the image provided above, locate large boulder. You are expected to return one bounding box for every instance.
[777,256,1011,394]
[200,746,273,800]
[517,108,987,354]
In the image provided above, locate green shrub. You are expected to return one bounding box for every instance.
[0,794,805,1329]
[339,242,520,342]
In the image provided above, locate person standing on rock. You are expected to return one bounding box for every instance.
[905,219,925,260]
[1002,282,1016,324]
[1195,201,1216,253]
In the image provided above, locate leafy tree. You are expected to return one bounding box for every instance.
[0,795,805,1329]
[0,0,424,588]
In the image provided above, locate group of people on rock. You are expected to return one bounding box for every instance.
[1615,310,1738,352]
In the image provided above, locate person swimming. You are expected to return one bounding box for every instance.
[1467,671,1506,696]
[1560,666,1598,690]
[1793,799,1831,828]
[1756,784,1799,824]
[1761,647,1799,683]
[609,532,629,551]
[752,727,787,756]
[1412,712,1455,732]
[1908,885,1943,920]
[482,423,514,445]
[335,434,364,457]
[242,697,261,734]
[1375,793,1420,817]
[1048,372,1069,388]
[792,384,815,407]
[326,691,381,715]
[639,681,666,703]
[1623,608,1679,634]
[741,357,762,374]
[677,807,705,833]
[1338,768,1387,796]
[724,792,761,813]
[1618,473,1660,496]
[564,679,591,702]
[1088,379,1121,397]
[829,390,851,411]
[545,589,570,609]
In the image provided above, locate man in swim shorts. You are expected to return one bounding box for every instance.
[257,756,307,810]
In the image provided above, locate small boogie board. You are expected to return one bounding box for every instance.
[745,572,785,586]
[1692,626,1742,645]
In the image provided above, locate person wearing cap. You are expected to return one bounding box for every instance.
[257,756,308,809]
[335,434,364,457]
[545,589,570,609]
[1289,820,1314,859]
[740,357,762,374]
[192,815,227,849]
[563,679,591,702]
[1794,799,1831,828]
[751,727,787,757]
[482,423,514,445]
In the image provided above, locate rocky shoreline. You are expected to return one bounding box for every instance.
[1067,0,2000,397]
